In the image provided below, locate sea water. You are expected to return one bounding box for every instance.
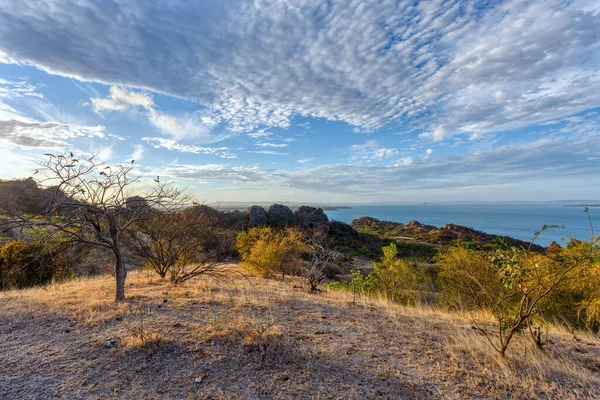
[324,204,597,247]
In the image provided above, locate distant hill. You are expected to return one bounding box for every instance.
[0,178,56,215]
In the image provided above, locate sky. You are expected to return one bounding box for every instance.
[0,0,599,204]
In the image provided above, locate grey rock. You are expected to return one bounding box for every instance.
[267,204,293,228]
[293,206,328,229]
[248,205,268,227]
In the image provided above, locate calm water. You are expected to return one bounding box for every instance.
[324,204,597,247]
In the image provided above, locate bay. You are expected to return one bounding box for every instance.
[324,204,597,247]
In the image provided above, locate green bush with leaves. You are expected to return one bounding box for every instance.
[372,243,434,305]
[236,227,306,279]
[325,270,377,294]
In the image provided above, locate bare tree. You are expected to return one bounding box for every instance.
[303,230,338,291]
[135,208,236,283]
[8,152,186,301]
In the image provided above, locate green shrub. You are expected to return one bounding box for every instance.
[390,240,437,260]
[349,246,377,258]
[373,243,433,305]
[325,270,377,294]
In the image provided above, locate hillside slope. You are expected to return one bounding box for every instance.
[1,271,599,399]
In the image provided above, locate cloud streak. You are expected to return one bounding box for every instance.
[141,137,236,159]
[0,119,107,149]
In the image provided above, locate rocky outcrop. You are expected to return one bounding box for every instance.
[248,205,268,227]
[245,204,329,230]
[267,204,294,228]
[293,206,329,229]
[351,217,546,252]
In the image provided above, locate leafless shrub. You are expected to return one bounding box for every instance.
[302,229,338,291]
[135,210,237,284]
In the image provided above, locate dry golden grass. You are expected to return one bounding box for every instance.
[1,268,599,399]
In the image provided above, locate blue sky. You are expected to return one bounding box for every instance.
[0,0,599,204]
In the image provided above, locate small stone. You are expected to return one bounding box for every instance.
[194,377,203,383]
[104,338,117,348]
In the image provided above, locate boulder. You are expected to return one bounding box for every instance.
[248,205,268,227]
[267,204,293,228]
[406,220,424,229]
[293,206,328,229]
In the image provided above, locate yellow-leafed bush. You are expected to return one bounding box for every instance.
[372,243,433,305]
[236,227,306,279]
[0,240,72,290]
[436,244,499,310]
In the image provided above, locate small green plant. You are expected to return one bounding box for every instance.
[349,246,376,257]
[325,270,377,294]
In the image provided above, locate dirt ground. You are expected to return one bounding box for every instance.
[1,270,599,399]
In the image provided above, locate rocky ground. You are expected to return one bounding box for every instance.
[1,271,599,399]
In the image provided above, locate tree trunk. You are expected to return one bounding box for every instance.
[110,213,127,302]
[114,248,127,301]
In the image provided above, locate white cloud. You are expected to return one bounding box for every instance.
[91,86,217,141]
[151,163,269,183]
[91,86,153,112]
[0,119,108,149]
[247,129,273,139]
[95,145,113,162]
[394,157,414,167]
[147,109,214,141]
[350,140,400,162]
[256,142,288,148]
[129,144,144,162]
[0,1,597,138]
[276,133,600,194]
[298,157,315,164]
[248,150,289,156]
[141,137,236,158]
[0,78,43,100]
[0,100,28,121]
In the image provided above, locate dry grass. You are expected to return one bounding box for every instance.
[1,268,599,399]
